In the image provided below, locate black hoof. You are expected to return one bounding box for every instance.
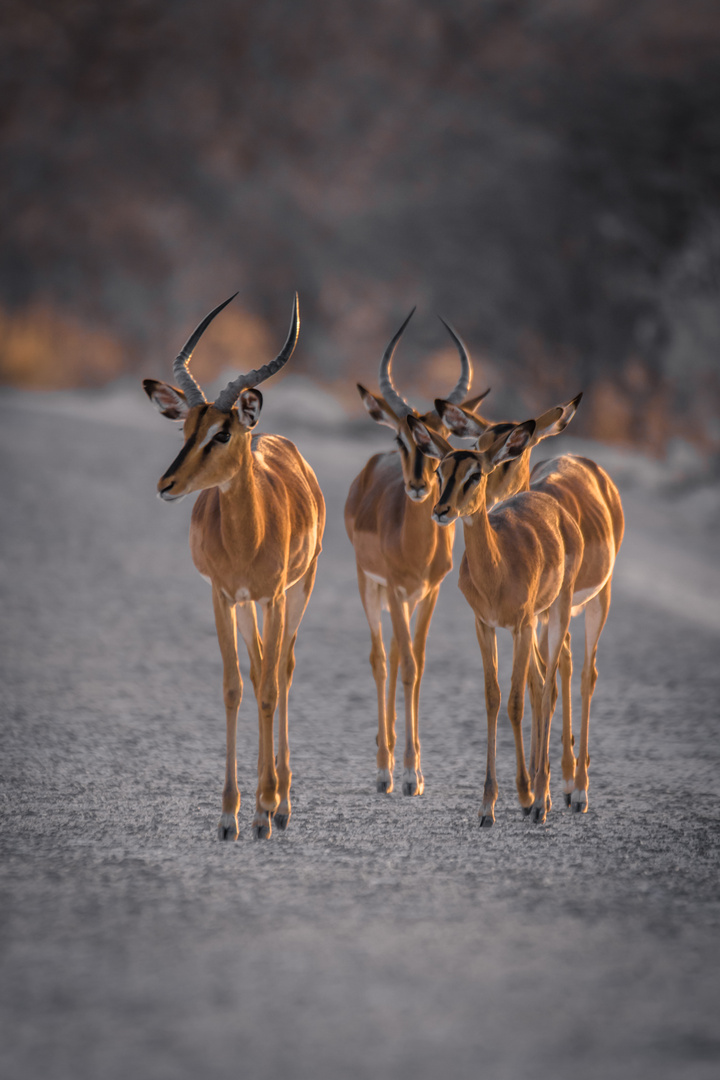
[252,815,272,840]
[217,826,237,842]
[274,813,289,830]
[564,792,572,808]
[479,815,494,828]
[571,800,586,814]
[521,805,532,817]
[377,780,391,794]
[531,806,546,824]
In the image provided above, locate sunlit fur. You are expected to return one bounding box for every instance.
[408,417,584,825]
[144,378,325,842]
[435,392,624,813]
[345,383,488,797]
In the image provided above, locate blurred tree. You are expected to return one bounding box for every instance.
[1,0,718,454]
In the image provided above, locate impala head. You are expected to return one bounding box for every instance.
[407,416,537,525]
[143,293,300,502]
[433,392,583,507]
[356,308,489,503]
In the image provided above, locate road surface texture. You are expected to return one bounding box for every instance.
[1,383,719,1079]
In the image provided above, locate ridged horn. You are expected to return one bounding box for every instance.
[378,307,416,419]
[214,293,300,413]
[172,293,238,407]
[437,316,472,403]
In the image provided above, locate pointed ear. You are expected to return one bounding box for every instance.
[532,392,582,444]
[407,415,453,460]
[486,419,537,465]
[238,388,263,428]
[143,378,190,421]
[357,383,399,430]
[434,397,491,438]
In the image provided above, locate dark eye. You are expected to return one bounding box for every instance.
[213,431,231,444]
[394,436,406,452]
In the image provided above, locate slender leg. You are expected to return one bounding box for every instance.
[386,636,399,770]
[212,586,242,842]
[475,618,501,826]
[252,594,286,839]
[528,623,545,782]
[559,632,576,806]
[572,581,612,813]
[356,565,393,793]
[274,563,318,830]
[532,588,573,823]
[410,586,440,794]
[386,589,420,796]
[236,601,263,774]
[507,624,535,812]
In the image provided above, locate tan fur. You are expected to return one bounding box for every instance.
[408,418,584,824]
[436,394,624,813]
[146,395,325,841]
[528,454,623,811]
[345,405,456,796]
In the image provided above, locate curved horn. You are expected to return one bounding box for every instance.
[437,316,472,403]
[173,293,238,407]
[378,307,416,419]
[214,293,300,413]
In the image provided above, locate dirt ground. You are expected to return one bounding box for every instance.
[1,384,719,1080]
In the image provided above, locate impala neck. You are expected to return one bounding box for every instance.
[487,451,531,507]
[403,483,445,556]
[462,479,503,575]
[217,431,265,553]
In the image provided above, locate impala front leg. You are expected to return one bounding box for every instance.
[387,590,421,796]
[212,587,242,841]
[475,619,500,826]
[358,568,393,793]
[386,635,399,780]
[253,596,285,839]
[410,586,440,795]
[274,566,318,830]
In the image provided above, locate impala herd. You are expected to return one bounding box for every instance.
[144,294,623,840]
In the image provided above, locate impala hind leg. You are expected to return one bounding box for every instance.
[252,596,286,839]
[558,633,576,806]
[572,581,611,814]
[531,592,572,824]
[274,564,318,830]
[475,619,501,826]
[528,624,546,784]
[212,587,242,841]
[387,591,421,796]
[508,625,535,814]
[357,568,394,792]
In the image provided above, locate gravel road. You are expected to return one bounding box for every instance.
[1,385,719,1080]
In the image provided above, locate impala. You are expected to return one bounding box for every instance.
[144,293,325,841]
[408,416,584,824]
[434,395,624,813]
[345,309,488,796]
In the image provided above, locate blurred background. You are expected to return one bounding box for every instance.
[2,0,720,461]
